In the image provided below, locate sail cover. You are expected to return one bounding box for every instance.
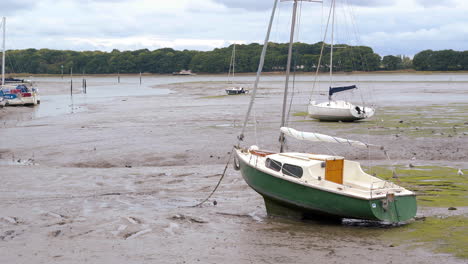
[280,127,381,149]
[329,85,357,96]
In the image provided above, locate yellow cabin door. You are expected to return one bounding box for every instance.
[325,159,344,184]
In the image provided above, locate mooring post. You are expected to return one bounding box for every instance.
[70,67,73,96]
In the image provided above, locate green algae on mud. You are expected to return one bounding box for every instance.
[365,165,468,207]
[198,95,229,99]
[382,216,468,259]
[293,112,309,117]
[292,104,468,138]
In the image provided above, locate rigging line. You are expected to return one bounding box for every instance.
[280,0,301,153]
[348,1,375,105]
[238,0,279,144]
[286,0,303,126]
[320,0,324,44]
[253,106,259,147]
[308,0,334,102]
[382,148,401,184]
[318,140,338,156]
[329,0,336,92]
[342,1,374,109]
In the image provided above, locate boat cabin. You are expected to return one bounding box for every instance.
[246,150,405,198]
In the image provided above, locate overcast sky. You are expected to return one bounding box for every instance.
[1,0,467,56]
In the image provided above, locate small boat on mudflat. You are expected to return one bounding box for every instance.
[235,141,416,222]
[1,84,40,106]
[172,70,194,76]
[225,87,248,95]
[0,17,40,107]
[233,0,416,223]
[308,99,375,122]
[306,0,375,122]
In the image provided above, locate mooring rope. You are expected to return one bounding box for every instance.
[189,147,235,207]
[188,0,281,208]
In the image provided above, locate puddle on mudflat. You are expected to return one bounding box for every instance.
[33,83,171,118]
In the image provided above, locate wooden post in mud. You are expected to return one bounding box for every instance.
[82,70,85,94]
[82,78,87,94]
[118,71,120,83]
[70,67,73,96]
[139,72,142,85]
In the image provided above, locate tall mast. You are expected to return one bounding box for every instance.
[232,44,236,80]
[279,0,299,152]
[238,0,279,143]
[1,17,5,87]
[329,0,336,98]
[280,0,323,152]
[227,43,236,83]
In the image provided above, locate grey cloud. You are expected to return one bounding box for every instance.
[414,0,456,7]
[214,0,392,11]
[213,0,274,11]
[343,0,392,7]
[2,0,37,14]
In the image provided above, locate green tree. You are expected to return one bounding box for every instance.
[382,55,403,70]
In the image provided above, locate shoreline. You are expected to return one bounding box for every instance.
[0,76,466,263]
[7,69,468,78]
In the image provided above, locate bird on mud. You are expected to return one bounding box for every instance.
[457,169,464,176]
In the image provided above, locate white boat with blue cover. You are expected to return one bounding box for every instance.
[306,1,375,122]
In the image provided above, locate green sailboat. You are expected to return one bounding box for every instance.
[234,0,416,223]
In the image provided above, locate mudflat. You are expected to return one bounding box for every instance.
[0,74,467,263]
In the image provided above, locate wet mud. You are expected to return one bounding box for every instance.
[0,74,467,263]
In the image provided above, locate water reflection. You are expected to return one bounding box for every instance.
[33,80,172,118]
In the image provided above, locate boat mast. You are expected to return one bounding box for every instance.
[238,0,279,143]
[328,0,336,101]
[279,0,299,152]
[227,43,236,83]
[1,17,5,87]
[280,0,322,152]
[232,44,236,81]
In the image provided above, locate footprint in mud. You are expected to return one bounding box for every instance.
[175,173,194,177]
[49,230,62,237]
[41,212,68,220]
[170,214,208,224]
[1,216,21,225]
[125,216,143,225]
[167,179,184,184]
[0,230,19,241]
[204,174,222,178]
[123,229,152,240]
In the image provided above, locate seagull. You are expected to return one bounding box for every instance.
[457,169,464,176]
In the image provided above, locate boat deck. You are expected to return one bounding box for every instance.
[239,149,413,200]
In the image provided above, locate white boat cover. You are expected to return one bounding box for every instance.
[280,127,381,149]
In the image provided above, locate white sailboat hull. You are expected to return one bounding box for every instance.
[308,100,375,121]
[21,95,38,105]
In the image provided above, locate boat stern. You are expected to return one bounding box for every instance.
[369,193,417,223]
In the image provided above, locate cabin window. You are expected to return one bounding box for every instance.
[282,163,303,178]
[265,158,282,172]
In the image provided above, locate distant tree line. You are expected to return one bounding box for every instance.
[2,43,467,75]
[413,49,468,71]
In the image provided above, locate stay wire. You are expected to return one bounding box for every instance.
[309,0,334,102]
[286,1,303,127]
[192,0,281,208]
